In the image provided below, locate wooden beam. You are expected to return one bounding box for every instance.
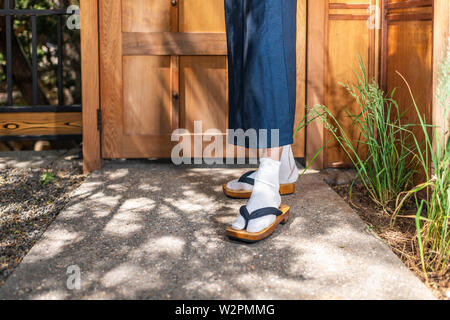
[433,0,450,149]
[81,0,101,173]
[99,0,123,159]
[123,32,227,56]
[306,0,327,169]
[386,13,433,21]
[328,14,370,20]
[385,0,432,10]
[329,3,370,10]
[0,112,82,135]
[292,0,307,158]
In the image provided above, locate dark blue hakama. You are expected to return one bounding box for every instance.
[225,0,297,148]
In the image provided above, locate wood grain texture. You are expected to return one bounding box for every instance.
[171,56,180,130]
[99,0,230,159]
[292,0,307,158]
[432,0,450,149]
[180,56,228,133]
[122,0,171,32]
[80,0,101,172]
[122,32,227,56]
[307,0,376,168]
[123,56,172,135]
[306,0,327,169]
[386,0,432,9]
[0,112,82,136]
[99,0,123,158]
[326,15,371,167]
[181,2,225,147]
[180,0,225,33]
[385,3,433,155]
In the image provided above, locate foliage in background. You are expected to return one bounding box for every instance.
[294,106,331,179]
[0,0,80,106]
[309,57,419,212]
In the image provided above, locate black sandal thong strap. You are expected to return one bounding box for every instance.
[237,170,257,186]
[239,206,283,230]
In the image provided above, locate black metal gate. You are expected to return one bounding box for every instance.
[0,0,82,142]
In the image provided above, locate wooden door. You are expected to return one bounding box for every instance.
[307,0,379,168]
[382,0,433,151]
[325,0,378,167]
[99,0,306,159]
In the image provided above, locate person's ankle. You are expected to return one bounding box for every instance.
[279,145,299,184]
[231,158,281,231]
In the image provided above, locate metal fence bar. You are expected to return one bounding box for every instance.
[31,14,38,106]
[5,0,13,106]
[0,9,67,16]
[1,105,82,113]
[0,135,82,142]
[57,15,64,106]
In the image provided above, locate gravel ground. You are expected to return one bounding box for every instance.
[0,162,86,288]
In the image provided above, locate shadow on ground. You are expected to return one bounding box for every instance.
[0,160,435,300]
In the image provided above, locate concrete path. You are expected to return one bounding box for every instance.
[0,161,435,299]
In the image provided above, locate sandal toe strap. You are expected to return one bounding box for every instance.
[239,206,283,229]
[237,170,256,186]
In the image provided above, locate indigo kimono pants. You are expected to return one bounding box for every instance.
[225,0,297,149]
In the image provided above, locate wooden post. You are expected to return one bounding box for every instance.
[433,0,449,148]
[306,0,327,169]
[292,0,307,159]
[81,0,101,173]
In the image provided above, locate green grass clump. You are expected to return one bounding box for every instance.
[40,171,56,186]
[309,57,419,212]
[299,49,449,276]
[394,43,449,277]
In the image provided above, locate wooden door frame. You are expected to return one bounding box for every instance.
[433,0,449,149]
[305,0,328,169]
[81,0,101,173]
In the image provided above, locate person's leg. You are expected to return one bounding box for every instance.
[225,0,297,235]
[231,147,282,232]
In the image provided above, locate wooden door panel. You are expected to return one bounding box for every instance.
[180,56,228,133]
[326,16,372,166]
[123,56,172,136]
[384,1,433,151]
[323,0,375,167]
[180,0,226,32]
[179,0,227,135]
[122,0,172,32]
